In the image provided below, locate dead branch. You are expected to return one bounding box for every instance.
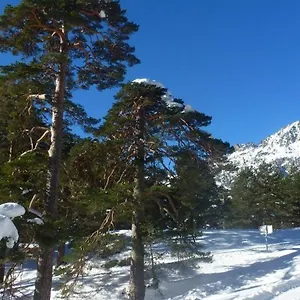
[26,94,46,101]
[20,129,50,158]
[28,194,43,218]
[86,208,115,245]
[104,165,117,190]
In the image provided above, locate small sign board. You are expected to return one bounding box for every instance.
[259,225,273,235]
[259,225,273,251]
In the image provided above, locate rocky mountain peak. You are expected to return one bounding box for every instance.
[260,121,300,148]
[218,120,300,188]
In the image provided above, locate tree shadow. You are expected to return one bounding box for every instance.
[154,247,300,299]
[200,229,300,252]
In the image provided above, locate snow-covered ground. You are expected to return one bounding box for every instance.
[8,228,300,299]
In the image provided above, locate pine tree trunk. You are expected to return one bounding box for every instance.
[33,248,54,300]
[130,206,145,300]
[0,264,4,284]
[33,29,67,300]
[56,243,65,267]
[0,264,5,286]
[130,107,146,300]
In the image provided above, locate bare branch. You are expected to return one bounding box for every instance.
[20,129,50,158]
[104,165,117,190]
[26,94,46,101]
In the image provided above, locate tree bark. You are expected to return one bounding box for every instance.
[0,233,5,285]
[56,243,66,267]
[33,248,54,300]
[130,206,145,300]
[130,107,146,300]
[33,28,67,300]
[0,264,4,284]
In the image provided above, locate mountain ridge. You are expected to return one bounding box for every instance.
[218,120,300,188]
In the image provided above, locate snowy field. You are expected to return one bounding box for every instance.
[9,228,300,300]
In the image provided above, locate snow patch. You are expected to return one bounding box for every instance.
[132,78,195,113]
[0,202,25,219]
[99,10,106,18]
[0,215,19,248]
[0,202,25,248]
[27,217,44,225]
[182,104,195,113]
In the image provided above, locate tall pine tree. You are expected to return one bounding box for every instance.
[99,80,230,300]
[0,1,139,299]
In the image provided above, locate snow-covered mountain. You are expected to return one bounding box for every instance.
[218,121,300,188]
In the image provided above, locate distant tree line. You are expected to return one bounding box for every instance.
[225,163,300,229]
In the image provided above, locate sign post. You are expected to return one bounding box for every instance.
[259,225,273,251]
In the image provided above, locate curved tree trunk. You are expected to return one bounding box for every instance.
[130,107,146,300]
[33,29,67,300]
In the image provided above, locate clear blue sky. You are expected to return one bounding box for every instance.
[1,0,300,145]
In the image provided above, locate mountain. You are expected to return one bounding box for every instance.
[217,121,300,188]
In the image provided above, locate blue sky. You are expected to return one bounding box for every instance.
[1,1,300,145]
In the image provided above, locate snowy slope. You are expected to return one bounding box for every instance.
[218,120,300,188]
[7,228,300,300]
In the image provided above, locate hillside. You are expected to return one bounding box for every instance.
[9,228,300,300]
[218,121,300,188]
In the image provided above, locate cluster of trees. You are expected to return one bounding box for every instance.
[0,1,230,300]
[226,164,300,229]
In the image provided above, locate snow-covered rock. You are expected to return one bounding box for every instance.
[218,121,300,188]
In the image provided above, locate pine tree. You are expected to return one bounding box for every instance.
[0,1,139,299]
[254,164,286,227]
[0,75,50,284]
[171,150,222,230]
[229,168,258,228]
[229,164,286,228]
[99,80,230,300]
[280,167,300,227]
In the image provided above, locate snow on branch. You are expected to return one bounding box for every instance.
[132,78,196,113]
[0,203,25,219]
[0,203,25,248]
[0,216,19,249]
[26,94,46,101]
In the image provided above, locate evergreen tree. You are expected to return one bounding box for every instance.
[99,80,230,300]
[229,164,286,228]
[254,164,286,227]
[0,75,50,285]
[0,1,139,298]
[229,168,258,228]
[171,150,222,229]
[281,167,300,227]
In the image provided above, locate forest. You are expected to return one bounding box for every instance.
[1,1,300,300]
